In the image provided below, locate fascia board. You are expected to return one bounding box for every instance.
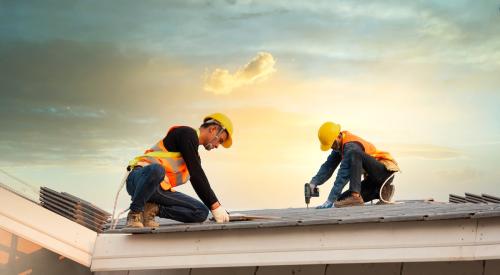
[91,217,500,271]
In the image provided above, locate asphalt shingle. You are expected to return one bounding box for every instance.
[105,201,500,234]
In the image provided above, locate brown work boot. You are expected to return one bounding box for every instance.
[126,211,144,228]
[379,184,395,203]
[143,202,160,228]
[334,195,365,208]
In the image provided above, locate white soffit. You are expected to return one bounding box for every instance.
[0,186,97,267]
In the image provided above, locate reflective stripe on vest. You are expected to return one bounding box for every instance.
[128,127,190,190]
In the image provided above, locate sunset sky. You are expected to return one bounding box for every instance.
[1,1,499,211]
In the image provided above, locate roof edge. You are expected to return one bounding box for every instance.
[0,186,97,267]
[92,217,500,271]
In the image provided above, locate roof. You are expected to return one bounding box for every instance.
[2,183,500,272]
[0,185,97,267]
[92,201,500,271]
[106,200,500,234]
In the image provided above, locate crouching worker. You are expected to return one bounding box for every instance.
[125,113,233,227]
[308,121,400,208]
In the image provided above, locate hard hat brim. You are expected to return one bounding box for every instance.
[222,136,232,148]
[320,143,331,151]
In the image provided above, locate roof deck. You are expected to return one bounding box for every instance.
[105,200,500,234]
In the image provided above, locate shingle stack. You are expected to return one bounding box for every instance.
[449,192,500,204]
[39,187,111,232]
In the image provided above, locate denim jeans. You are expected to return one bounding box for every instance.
[338,149,394,202]
[310,143,361,202]
[126,164,209,223]
[311,142,394,202]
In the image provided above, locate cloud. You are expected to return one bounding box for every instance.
[0,39,206,167]
[386,144,463,160]
[434,166,480,183]
[204,52,276,95]
[418,11,464,41]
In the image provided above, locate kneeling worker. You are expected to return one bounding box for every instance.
[308,122,400,208]
[125,113,233,227]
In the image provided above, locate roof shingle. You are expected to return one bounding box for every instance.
[105,201,500,234]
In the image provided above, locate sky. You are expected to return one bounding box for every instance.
[0,0,499,212]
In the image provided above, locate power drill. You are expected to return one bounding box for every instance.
[304,183,319,209]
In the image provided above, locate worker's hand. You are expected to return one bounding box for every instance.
[211,205,230,223]
[308,183,320,197]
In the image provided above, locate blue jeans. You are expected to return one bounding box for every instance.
[126,164,209,223]
[338,149,394,202]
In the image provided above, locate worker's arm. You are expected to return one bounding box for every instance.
[165,127,219,208]
[310,150,341,187]
[326,142,364,202]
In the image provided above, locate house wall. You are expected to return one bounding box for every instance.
[95,260,500,275]
[0,228,91,275]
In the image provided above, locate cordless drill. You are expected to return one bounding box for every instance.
[304,183,319,209]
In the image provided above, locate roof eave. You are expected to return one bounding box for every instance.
[91,216,500,271]
[0,186,97,267]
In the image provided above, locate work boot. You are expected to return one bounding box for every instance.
[126,211,144,228]
[143,202,160,228]
[334,195,364,208]
[379,184,395,204]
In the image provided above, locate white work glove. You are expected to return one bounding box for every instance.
[211,205,230,223]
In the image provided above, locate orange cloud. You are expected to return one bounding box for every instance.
[204,52,276,95]
[386,144,463,160]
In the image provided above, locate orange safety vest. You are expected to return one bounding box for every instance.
[128,126,190,190]
[341,131,400,171]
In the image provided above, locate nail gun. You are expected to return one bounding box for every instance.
[304,183,319,209]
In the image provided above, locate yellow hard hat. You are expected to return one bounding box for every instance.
[204,113,233,148]
[318,122,341,151]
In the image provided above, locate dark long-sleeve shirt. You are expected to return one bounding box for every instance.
[162,126,218,208]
